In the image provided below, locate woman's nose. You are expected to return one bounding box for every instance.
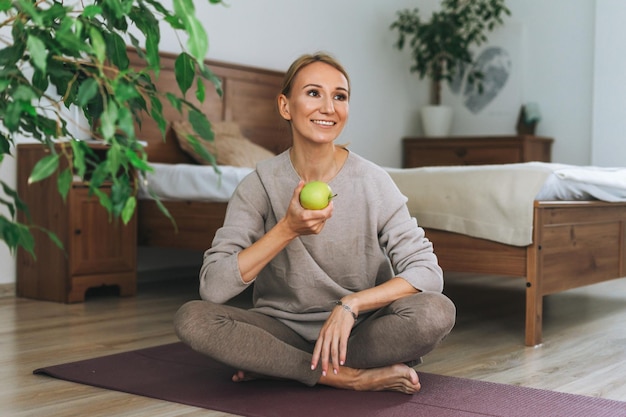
[320,96,335,113]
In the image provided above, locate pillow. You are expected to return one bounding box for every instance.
[172,120,275,168]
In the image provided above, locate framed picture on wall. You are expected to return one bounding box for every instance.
[442,20,524,136]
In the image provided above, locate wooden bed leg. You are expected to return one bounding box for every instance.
[525,227,543,346]
[525,281,543,346]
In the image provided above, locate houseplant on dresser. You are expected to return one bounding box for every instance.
[390,0,511,137]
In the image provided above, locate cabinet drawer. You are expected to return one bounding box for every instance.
[402,136,553,168]
[407,146,521,166]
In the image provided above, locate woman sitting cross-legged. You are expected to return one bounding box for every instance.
[174,51,456,394]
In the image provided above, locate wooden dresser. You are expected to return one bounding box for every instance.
[402,135,553,168]
[16,143,137,303]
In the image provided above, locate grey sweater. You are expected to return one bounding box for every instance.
[200,150,443,341]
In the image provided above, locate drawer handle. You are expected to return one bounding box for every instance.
[74,229,82,235]
[455,148,467,158]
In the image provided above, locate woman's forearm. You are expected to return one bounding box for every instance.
[339,277,419,318]
[237,217,299,283]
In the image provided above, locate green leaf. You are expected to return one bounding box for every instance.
[195,77,205,102]
[173,0,208,61]
[92,187,112,214]
[16,0,43,26]
[0,216,35,256]
[151,190,178,232]
[183,133,217,166]
[28,154,59,184]
[0,0,12,12]
[116,106,135,137]
[57,168,73,202]
[1,180,30,219]
[199,64,223,97]
[174,52,195,96]
[77,78,99,106]
[38,227,64,251]
[106,145,122,176]
[125,147,151,171]
[89,27,106,63]
[26,35,47,73]
[0,134,10,155]
[104,32,130,70]
[149,96,167,137]
[82,4,102,18]
[188,109,213,141]
[121,196,136,224]
[31,68,49,92]
[100,100,119,140]
[55,20,89,54]
[14,84,37,101]
[70,140,87,179]
[113,80,140,103]
[165,92,182,112]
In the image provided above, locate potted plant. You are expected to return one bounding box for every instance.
[0,0,224,255]
[390,0,511,136]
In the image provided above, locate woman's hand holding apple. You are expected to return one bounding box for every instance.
[284,181,333,236]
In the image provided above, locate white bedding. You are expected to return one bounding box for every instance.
[139,161,626,246]
[137,163,253,202]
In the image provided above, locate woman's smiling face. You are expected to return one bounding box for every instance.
[278,61,350,145]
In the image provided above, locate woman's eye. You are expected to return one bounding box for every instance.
[307,89,319,97]
[334,93,348,101]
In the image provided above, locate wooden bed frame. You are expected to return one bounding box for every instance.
[426,201,626,346]
[132,49,626,346]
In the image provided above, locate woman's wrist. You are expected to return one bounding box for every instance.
[335,300,358,319]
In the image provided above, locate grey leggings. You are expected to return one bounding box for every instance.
[174,291,456,387]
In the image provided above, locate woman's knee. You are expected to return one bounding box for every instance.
[395,292,456,342]
[173,300,209,341]
[428,292,456,335]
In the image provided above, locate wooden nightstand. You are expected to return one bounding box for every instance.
[16,143,137,303]
[402,135,553,168]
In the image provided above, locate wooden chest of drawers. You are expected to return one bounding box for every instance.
[16,143,137,303]
[402,135,553,168]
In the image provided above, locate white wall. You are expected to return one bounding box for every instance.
[508,0,596,165]
[0,153,16,284]
[592,0,626,166]
[0,0,611,284]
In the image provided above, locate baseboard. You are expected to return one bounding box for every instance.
[0,268,198,299]
[0,283,15,298]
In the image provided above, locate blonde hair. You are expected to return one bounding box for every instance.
[280,52,351,98]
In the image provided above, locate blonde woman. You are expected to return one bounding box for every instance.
[174,52,455,394]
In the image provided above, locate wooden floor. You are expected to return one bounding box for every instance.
[2,272,626,416]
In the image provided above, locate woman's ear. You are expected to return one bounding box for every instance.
[277,94,291,121]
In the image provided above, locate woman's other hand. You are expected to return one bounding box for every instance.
[311,300,356,376]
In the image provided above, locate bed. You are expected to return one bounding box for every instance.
[131,49,626,347]
[387,164,626,346]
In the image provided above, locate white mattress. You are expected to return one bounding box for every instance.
[139,161,626,204]
[138,161,626,246]
[533,162,626,202]
[137,163,253,202]
[386,162,626,246]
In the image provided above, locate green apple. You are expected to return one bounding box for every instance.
[299,181,334,210]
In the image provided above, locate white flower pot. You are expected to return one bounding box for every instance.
[421,105,453,137]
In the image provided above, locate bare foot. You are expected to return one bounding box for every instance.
[232,370,259,382]
[319,363,421,394]
[232,370,285,383]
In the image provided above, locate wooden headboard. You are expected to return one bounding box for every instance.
[127,48,292,164]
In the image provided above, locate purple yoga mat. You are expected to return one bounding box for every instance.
[34,343,626,417]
